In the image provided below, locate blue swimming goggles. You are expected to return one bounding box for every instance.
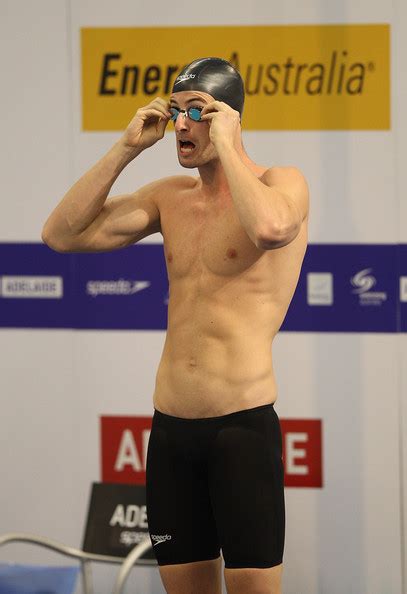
[169,106,203,122]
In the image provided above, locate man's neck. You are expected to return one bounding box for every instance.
[197,144,261,200]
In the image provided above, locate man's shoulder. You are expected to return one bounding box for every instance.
[137,175,197,209]
[260,165,309,224]
[150,174,197,192]
[261,166,309,204]
[261,165,307,186]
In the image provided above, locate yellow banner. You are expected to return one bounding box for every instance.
[81,24,390,131]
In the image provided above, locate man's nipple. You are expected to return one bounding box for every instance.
[225,248,238,259]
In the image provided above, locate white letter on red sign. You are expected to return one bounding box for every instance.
[114,429,142,471]
[286,432,308,475]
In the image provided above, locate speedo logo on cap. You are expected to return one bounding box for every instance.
[174,74,196,85]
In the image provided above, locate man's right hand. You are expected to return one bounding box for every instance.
[122,97,172,151]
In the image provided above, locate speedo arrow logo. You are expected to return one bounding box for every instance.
[151,534,172,546]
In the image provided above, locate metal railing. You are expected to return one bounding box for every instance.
[0,532,153,594]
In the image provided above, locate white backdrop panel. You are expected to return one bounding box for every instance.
[274,333,401,594]
[72,0,392,26]
[401,335,407,591]
[0,0,72,242]
[0,330,81,556]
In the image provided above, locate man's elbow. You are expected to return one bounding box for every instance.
[255,221,301,250]
[41,227,72,253]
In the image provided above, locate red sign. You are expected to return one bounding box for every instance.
[101,416,323,488]
[101,416,151,485]
[281,419,323,488]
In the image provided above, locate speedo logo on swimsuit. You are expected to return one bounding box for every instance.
[174,73,196,85]
[151,534,172,546]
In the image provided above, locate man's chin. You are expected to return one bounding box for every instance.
[177,154,199,169]
[177,151,215,169]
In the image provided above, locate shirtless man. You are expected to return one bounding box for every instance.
[42,57,309,594]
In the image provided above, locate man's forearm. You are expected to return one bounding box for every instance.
[217,143,300,247]
[42,139,141,242]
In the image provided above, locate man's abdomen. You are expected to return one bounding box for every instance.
[153,332,278,418]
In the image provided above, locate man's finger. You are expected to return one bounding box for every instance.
[140,108,171,121]
[199,112,217,121]
[201,101,229,116]
[145,98,171,117]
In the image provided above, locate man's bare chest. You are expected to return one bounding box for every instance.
[159,197,264,279]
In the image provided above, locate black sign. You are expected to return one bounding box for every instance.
[82,482,155,564]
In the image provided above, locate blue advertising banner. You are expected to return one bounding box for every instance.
[73,246,168,330]
[0,243,404,332]
[283,244,399,332]
[400,244,407,332]
[0,243,75,329]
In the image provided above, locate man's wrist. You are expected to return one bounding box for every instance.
[214,138,236,158]
[115,137,143,163]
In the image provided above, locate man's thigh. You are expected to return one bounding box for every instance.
[158,557,223,594]
[209,404,285,569]
[146,410,221,565]
[224,564,283,594]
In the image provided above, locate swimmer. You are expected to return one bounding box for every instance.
[42,57,309,594]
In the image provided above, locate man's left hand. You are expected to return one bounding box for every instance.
[200,101,241,150]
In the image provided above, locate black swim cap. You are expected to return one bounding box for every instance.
[171,57,245,116]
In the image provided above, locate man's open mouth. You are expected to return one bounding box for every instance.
[179,140,196,154]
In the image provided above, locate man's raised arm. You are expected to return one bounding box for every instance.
[42,98,171,253]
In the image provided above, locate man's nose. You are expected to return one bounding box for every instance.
[174,112,189,131]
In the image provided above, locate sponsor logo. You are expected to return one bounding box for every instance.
[82,24,389,131]
[350,268,387,306]
[120,531,148,546]
[174,73,196,85]
[351,268,376,294]
[110,504,148,528]
[400,277,407,303]
[151,534,172,546]
[86,279,150,296]
[307,272,333,306]
[0,276,63,299]
[97,50,375,100]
